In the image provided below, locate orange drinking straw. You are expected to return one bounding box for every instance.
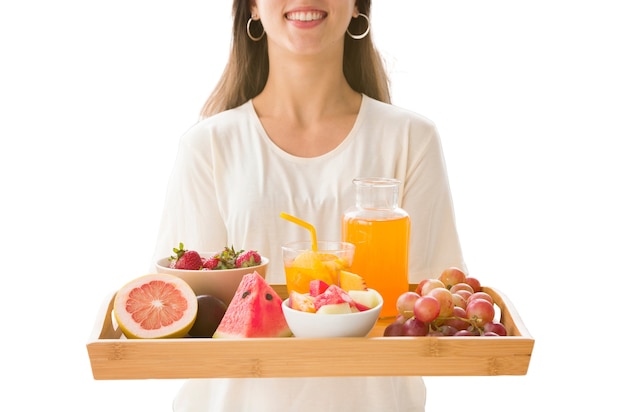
[279,212,319,251]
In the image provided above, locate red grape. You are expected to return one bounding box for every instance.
[427,287,455,318]
[465,298,495,328]
[402,317,429,336]
[383,320,405,337]
[420,279,446,295]
[449,282,474,294]
[442,306,471,331]
[483,321,507,336]
[467,291,494,305]
[396,291,420,319]
[413,295,440,323]
[438,267,466,289]
[465,276,482,293]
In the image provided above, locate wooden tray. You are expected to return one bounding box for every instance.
[86,284,534,380]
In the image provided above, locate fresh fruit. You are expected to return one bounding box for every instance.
[467,291,494,305]
[385,269,505,337]
[348,289,380,310]
[339,270,368,291]
[287,281,379,314]
[465,298,495,328]
[169,243,262,271]
[451,293,467,309]
[113,273,198,339]
[213,271,292,338]
[454,289,472,302]
[438,267,466,289]
[170,243,204,270]
[187,294,227,338]
[313,284,354,311]
[441,306,471,331]
[483,321,508,336]
[426,287,455,318]
[383,321,404,336]
[413,295,440,323]
[395,291,420,319]
[309,279,330,296]
[289,290,316,313]
[465,276,482,293]
[316,302,353,314]
[288,251,335,289]
[419,278,446,295]
[236,250,262,268]
[449,282,474,294]
[202,256,220,270]
[402,317,429,336]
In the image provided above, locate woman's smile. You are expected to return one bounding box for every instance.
[284,10,327,22]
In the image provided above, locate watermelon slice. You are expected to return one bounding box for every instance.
[213,271,292,338]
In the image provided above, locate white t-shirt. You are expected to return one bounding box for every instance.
[153,94,466,411]
[153,95,465,282]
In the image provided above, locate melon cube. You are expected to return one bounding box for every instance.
[316,302,352,314]
[348,290,379,311]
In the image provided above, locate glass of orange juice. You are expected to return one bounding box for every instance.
[282,241,355,294]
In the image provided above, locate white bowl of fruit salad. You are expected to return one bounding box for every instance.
[155,243,269,305]
[282,281,383,338]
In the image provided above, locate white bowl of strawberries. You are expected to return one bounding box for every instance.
[282,280,383,338]
[155,243,269,305]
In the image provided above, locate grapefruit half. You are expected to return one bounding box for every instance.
[113,273,198,339]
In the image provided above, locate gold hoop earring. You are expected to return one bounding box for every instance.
[346,13,370,40]
[247,16,265,41]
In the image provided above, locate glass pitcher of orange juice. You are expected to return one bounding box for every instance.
[341,177,410,318]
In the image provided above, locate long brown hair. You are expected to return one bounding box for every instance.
[200,0,390,118]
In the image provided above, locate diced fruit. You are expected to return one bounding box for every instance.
[290,251,335,287]
[313,284,353,311]
[289,291,316,313]
[288,281,377,314]
[113,273,198,339]
[347,290,379,310]
[309,279,330,296]
[339,270,367,291]
[316,302,352,314]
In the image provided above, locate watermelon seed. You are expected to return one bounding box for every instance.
[242,290,251,299]
[265,293,273,301]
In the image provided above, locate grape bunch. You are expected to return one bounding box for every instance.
[383,267,507,337]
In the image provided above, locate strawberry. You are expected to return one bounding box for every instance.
[175,250,203,270]
[236,250,262,268]
[170,242,204,270]
[168,243,262,271]
[202,256,220,270]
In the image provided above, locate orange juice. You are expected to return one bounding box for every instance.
[282,241,355,295]
[342,216,410,318]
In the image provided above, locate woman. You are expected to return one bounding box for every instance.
[153,1,466,410]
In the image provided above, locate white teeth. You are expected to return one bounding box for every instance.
[286,11,325,22]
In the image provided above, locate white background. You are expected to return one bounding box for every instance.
[1,1,624,410]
